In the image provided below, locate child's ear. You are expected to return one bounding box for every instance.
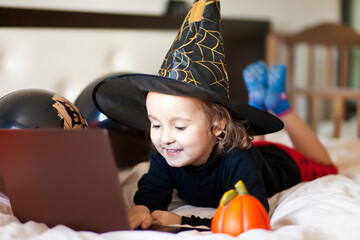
[212,117,227,137]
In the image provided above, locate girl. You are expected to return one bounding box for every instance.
[127,62,337,230]
[93,0,337,230]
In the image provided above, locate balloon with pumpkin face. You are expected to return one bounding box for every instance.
[0,89,87,129]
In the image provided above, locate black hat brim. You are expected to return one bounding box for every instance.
[93,74,284,135]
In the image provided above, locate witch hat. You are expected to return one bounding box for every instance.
[93,0,283,135]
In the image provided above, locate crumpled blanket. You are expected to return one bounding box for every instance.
[1,131,360,240]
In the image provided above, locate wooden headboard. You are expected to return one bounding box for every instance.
[0,7,269,102]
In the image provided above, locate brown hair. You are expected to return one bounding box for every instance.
[199,100,254,154]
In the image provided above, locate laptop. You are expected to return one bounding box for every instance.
[0,128,129,233]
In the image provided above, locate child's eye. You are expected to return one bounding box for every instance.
[175,126,186,131]
[152,124,160,129]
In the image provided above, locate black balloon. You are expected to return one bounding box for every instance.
[75,77,152,169]
[0,89,88,129]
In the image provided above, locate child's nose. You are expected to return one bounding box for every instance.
[161,129,175,144]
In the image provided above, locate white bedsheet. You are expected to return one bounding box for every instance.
[1,130,360,240]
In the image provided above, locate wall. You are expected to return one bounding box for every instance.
[0,0,169,15]
[0,0,342,32]
[0,28,178,101]
[0,0,342,101]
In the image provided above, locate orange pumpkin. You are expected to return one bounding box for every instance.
[211,180,271,236]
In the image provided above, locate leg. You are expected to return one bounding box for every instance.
[243,61,267,142]
[265,64,332,165]
[244,61,333,166]
[265,64,291,116]
[279,110,332,165]
[242,60,267,111]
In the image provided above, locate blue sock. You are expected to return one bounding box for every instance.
[265,64,291,116]
[243,60,267,111]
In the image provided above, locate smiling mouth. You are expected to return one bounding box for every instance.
[165,149,183,156]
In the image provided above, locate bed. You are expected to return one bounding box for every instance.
[1,7,360,240]
[1,130,360,239]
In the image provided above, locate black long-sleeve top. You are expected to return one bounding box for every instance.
[134,145,268,209]
[133,144,301,227]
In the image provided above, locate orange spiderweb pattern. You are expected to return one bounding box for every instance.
[158,0,229,98]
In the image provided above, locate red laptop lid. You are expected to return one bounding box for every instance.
[0,129,129,233]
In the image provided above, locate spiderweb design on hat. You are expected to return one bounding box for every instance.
[93,0,284,135]
[158,0,229,98]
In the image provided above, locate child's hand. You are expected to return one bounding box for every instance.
[128,205,152,230]
[151,210,181,226]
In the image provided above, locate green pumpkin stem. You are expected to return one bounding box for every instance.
[219,180,249,206]
[235,180,249,195]
[219,189,237,207]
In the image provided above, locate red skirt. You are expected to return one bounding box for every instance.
[253,141,338,182]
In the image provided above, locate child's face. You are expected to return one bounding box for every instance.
[146,92,217,167]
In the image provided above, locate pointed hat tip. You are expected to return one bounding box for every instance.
[189,0,206,23]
